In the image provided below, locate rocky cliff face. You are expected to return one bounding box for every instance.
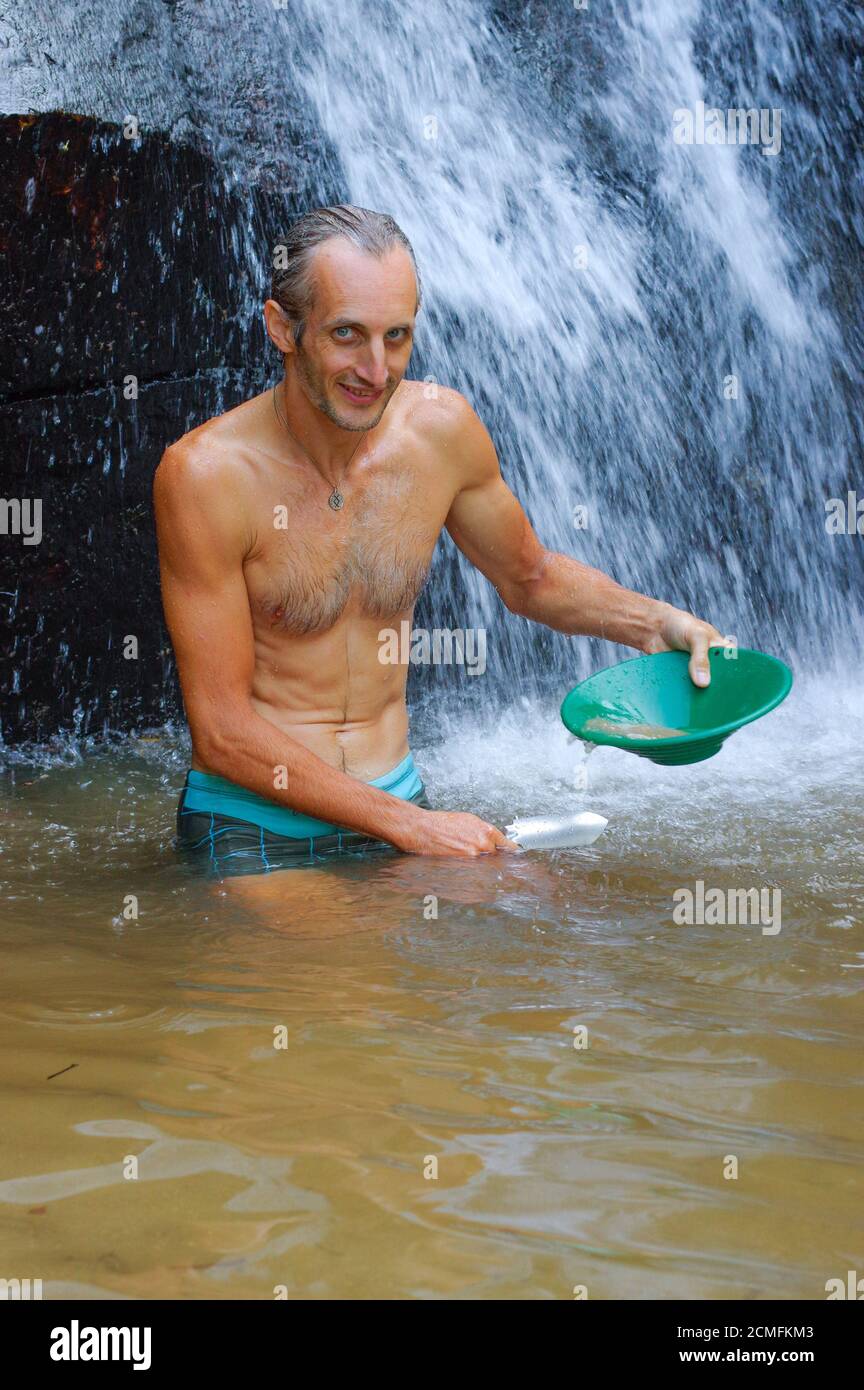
[0,112,296,742]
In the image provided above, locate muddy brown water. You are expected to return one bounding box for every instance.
[0,682,861,1300]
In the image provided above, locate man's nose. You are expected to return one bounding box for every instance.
[355,341,390,388]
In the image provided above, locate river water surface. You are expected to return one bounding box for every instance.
[1,675,861,1300]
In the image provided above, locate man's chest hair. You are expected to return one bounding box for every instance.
[247,472,441,636]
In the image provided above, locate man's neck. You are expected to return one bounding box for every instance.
[277,372,366,473]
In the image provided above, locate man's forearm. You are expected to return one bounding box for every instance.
[506,549,669,649]
[193,705,423,843]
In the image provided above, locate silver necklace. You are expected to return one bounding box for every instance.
[272,383,367,511]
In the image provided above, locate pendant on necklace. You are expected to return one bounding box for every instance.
[328,489,344,511]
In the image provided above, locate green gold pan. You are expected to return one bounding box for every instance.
[561,648,793,766]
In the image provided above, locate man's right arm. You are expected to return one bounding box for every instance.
[153,444,514,858]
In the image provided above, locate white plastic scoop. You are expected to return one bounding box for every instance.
[504,810,608,850]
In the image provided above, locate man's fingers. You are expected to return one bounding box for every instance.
[688,628,734,687]
[658,607,736,689]
[688,629,713,687]
[492,828,521,851]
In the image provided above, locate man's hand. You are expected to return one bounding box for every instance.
[392,808,520,857]
[643,604,734,687]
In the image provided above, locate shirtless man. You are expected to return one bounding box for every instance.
[154,204,728,876]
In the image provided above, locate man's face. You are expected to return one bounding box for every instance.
[289,239,418,431]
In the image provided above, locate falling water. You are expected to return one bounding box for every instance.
[286,0,862,693]
[3,0,861,728]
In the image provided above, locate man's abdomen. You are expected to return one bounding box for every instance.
[241,609,414,778]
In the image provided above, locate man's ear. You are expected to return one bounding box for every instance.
[263,298,298,357]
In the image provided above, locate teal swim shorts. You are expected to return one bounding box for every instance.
[175,752,430,875]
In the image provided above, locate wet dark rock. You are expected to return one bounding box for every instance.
[0,112,291,743]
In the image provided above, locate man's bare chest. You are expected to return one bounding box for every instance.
[244,464,446,636]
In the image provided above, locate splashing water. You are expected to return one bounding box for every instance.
[2,0,861,715]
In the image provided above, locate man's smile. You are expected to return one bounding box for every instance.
[338,382,384,405]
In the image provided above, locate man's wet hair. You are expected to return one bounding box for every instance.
[271,204,422,346]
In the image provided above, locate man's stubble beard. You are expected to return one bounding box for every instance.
[294,343,395,433]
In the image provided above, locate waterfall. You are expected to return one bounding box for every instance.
[2,0,861,738]
[281,0,862,692]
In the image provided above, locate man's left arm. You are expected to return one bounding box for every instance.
[443,397,731,687]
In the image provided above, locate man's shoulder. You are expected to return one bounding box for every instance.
[162,390,259,456]
[398,381,496,492]
[156,397,258,494]
[397,379,480,442]
[153,413,252,555]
